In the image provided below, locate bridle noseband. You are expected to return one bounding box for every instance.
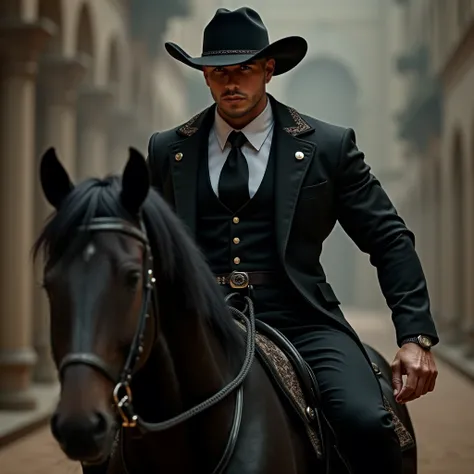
[57,216,257,474]
[58,217,155,428]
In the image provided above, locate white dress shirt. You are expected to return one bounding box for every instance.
[208,98,275,198]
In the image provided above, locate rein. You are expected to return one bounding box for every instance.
[57,217,256,473]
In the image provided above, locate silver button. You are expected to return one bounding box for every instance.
[233,257,241,264]
[295,151,304,160]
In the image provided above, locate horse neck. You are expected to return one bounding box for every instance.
[126,292,238,472]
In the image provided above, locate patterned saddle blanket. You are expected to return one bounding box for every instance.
[236,319,415,460]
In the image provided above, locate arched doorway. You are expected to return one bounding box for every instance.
[107,37,120,94]
[36,0,63,153]
[106,37,126,171]
[76,2,95,81]
[285,57,359,306]
[38,0,63,54]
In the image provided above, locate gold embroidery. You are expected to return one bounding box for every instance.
[177,105,312,137]
[236,320,415,460]
[177,110,205,136]
[283,107,312,136]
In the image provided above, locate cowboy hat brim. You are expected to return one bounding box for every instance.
[164,36,308,76]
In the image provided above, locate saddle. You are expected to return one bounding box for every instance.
[235,319,415,461]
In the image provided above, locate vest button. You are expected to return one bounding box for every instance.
[233,257,241,265]
[232,217,240,224]
[233,237,240,244]
[175,152,183,161]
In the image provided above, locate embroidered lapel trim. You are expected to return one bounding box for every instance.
[283,107,312,136]
[177,110,207,137]
[176,101,313,138]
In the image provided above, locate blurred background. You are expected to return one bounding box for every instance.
[0,0,473,472]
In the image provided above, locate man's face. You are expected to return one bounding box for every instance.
[203,59,275,121]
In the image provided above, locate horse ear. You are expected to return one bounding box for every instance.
[40,147,74,210]
[120,147,150,215]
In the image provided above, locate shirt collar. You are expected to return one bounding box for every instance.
[213,97,274,152]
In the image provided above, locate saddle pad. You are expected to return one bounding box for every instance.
[236,321,414,459]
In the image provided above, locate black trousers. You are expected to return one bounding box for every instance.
[237,285,403,474]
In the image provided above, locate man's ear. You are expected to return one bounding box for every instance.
[203,69,210,87]
[265,59,275,83]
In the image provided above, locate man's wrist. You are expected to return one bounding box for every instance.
[401,335,433,350]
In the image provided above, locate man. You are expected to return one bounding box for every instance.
[147,7,439,474]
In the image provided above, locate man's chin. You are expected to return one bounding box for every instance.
[219,103,250,119]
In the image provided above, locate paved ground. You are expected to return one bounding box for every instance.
[0,308,473,473]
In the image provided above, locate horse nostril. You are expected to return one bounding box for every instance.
[91,411,108,438]
[49,409,112,461]
[50,410,110,446]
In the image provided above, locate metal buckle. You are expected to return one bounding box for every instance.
[113,382,138,428]
[229,271,249,289]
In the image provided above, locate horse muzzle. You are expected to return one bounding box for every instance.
[50,407,116,463]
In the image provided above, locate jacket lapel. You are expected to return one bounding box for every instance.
[270,96,317,260]
[168,105,215,238]
[167,96,317,258]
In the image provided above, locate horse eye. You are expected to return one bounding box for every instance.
[125,270,141,289]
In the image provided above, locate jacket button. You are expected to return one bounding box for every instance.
[175,152,183,161]
[233,257,241,264]
[295,151,304,160]
[233,237,240,244]
[232,216,240,224]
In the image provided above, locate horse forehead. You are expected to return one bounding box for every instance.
[81,233,140,263]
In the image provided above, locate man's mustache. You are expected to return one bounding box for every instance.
[221,90,247,99]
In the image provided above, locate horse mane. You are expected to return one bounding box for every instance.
[33,175,244,364]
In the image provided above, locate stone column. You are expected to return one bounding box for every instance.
[462,145,474,356]
[107,109,136,175]
[32,55,86,383]
[0,20,54,409]
[76,86,114,180]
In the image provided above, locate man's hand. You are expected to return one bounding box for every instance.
[391,343,438,404]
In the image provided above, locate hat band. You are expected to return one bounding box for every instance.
[202,49,259,56]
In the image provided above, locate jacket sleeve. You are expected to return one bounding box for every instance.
[146,132,163,194]
[335,128,439,346]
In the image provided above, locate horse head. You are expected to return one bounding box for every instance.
[36,147,156,464]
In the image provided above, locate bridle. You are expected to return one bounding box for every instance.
[58,217,154,426]
[56,216,257,474]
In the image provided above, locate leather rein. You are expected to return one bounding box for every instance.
[56,216,256,473]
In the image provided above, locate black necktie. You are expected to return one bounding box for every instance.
[218,131,250,211]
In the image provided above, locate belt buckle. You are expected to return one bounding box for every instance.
[229,271,249,289]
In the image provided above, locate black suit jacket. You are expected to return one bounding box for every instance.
[146,94,439,347]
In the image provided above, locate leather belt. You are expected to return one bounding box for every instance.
[215,271,277,289]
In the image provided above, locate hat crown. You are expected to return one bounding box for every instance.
[202,7,270,55]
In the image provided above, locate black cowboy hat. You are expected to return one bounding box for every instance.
[165,7,308,76]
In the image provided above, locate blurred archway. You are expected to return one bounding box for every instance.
[285,56,359,306]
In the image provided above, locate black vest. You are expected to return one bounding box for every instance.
[196,138,278,275]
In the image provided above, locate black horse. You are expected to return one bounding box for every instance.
[33,147,417,473]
